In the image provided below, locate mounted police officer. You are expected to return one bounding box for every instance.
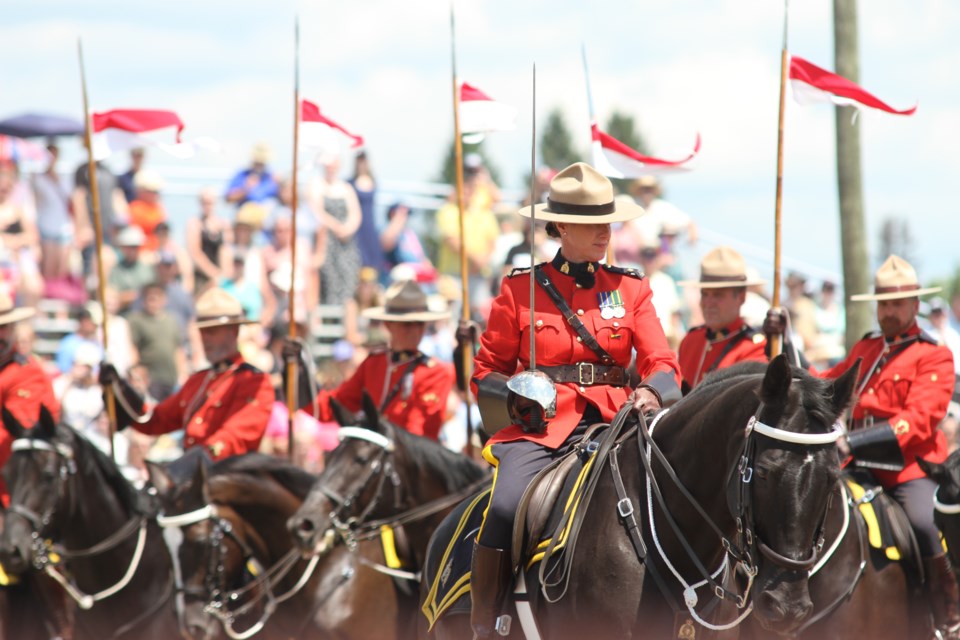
[768,255,960,638]
[101,287,274,460]
[469,163,682,639]
[677,246,769,393]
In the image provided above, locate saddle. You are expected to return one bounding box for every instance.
[845,470,924,582]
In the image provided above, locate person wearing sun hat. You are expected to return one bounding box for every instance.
[284,278,455,441]
[467,162,681,639]
[676,246,771,392]
[100,287,274,461]
[767,254,959,634]
[0,292,60,504]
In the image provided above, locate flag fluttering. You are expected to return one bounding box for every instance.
[91,108,216,159]
[300,99,364,150]
[590,124,701,179]
[458,81,516,143]
[789,55,917,116]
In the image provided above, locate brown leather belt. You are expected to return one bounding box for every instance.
[539,363,628,387]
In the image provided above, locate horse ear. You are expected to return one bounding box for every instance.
[829,357,861,416]
[917,456,948,485]
[1,407,24,440]
[761,353,792,404]
[360,391,382,433]
[328,397,356,427]
[146,461,176,497]
[37,405,57,440]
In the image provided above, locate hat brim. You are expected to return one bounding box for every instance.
[0,308,34,325]
[196,316,258,330]
[362,307,450,323]
[678,278,768,289]
[517,199,644,224]
[850,286,942,302]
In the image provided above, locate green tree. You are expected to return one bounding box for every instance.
[605,110,650,194]
[540,108,580,171]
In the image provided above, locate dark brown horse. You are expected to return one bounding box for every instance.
[0,407,179,640]
[423,356,860,639]
[149,449,418,640]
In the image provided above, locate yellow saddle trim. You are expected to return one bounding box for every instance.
[380,525,403,570]
[845,479,900,561]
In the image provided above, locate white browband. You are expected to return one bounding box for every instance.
[934,488,960,515]
[157,504,217,528]
[11,438,74,459]
[747,416,844,446]
[338,427,395,452]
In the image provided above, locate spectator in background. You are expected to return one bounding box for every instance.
[55,306,103,374]
[127,170,167,252]
[638,243,684,350]
[312,152,361,306]
[926,297,960,374]
[117,147,146,203]
[149,221,194,293]
[381,202,435,283]
[220,248,264,323]
[72,158,128,248]
[261,214,316,327]
[132,251,201,366]
[99,288,139,378]
[186,187,232,294]
[224,142,278,207]
[108,226,155,316]
[628,176,697,248]
[811,280,846,367]
[0,160,43,306]
[784,271,819,352]
[264,176,326,264]
[343,266,385,351]
[31,140,73,284]
[54,342,104,434]
[349,150,383,271]
[127,282,186,401]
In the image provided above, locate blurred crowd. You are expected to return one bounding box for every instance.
[4,141,960,478]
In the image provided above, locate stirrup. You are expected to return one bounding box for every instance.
[495,614,512,636]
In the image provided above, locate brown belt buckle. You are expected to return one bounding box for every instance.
[578,363,595,385]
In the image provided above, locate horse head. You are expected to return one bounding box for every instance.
[0,405,72,576]
[288,392,400,553]
[148,448,223,640]
[919,449,960,568]
[743,355,860,633]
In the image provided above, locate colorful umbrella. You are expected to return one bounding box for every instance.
[0,112,84,138]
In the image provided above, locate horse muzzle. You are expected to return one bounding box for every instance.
[752,569,814,634]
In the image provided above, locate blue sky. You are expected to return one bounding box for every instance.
[3,0,959,287]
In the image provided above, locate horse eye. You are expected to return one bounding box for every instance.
[355,455,369,464]
[755,466,769,480]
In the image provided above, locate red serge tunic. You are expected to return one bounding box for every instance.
[308,350,454,441]
[135,354,274,460]
[472,262,681,450]
[821,324,953,487]
[677,319,767,392]
[0,354,60,504]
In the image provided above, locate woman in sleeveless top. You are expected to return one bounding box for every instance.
[347,150,383,271]
[186,187,232,294]
[311,154,361,307]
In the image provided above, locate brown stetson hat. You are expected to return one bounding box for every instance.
[0,291,34,326]
[678,246,767,289]
[850,255,940,302]
[517,162,644,224]
[195,287,256,329]
[362,280,450,323]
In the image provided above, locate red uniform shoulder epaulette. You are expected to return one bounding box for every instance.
[918,330,940,345]
[237,361,265,374]
[508,265,534,278]
[601,264,644,279]
[862,330,884,340]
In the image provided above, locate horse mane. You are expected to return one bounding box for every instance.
[211,453,317,501]
[391,426,487,492]
[693,360,841,429]
[57,424,142,514]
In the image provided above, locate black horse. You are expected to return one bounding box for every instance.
[287,395,489,629]
[150,449,415,640]
[423,355,859,639]
[0,406,179,640]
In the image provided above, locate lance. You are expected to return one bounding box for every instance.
[286,16,301,462]
[770,0,789,358]
[580,45,616,267]
[78,40,117,463]
[449,3,475,458]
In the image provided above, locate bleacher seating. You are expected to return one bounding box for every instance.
[33,298,77,358]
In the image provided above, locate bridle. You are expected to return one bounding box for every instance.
[157,501,321,640]
[5,437,151,611]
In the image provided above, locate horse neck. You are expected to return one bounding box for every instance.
[66,447,137,549]
[210,473,302,564]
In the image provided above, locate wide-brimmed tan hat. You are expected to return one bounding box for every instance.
[0,291,34,326]
[518,162,644,224]
[133,170,165,192]
[679,247,768,288]
[628,175,661,197]
[195,287,256,329]
[362,279,450,323]
[251,142,272,164]
[850,255,940,301]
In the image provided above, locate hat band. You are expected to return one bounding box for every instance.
[384,304,429,315]
[701,273,747,283]
[546,198,616,216]
[875,284,920,294]
[198,314,246,324]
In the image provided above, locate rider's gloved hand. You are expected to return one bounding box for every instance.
[98,362,120,387]
[281,337,306,363]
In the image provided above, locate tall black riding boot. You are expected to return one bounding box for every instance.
[470,543,513,639]
[924,553,960,640]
